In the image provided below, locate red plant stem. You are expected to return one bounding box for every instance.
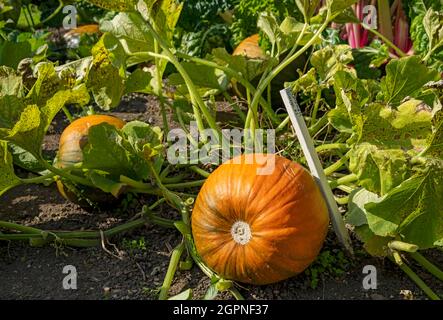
[394,0,412,54]
[347,23,356,48]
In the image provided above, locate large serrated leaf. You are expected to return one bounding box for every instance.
[27,62,74,107]
[87,34,126,110]
[365,169,443,249]
[100,12,155,63]
[310,45,354,83]
[348,99,433,195]
[364,119,443,249]
[0,85,89,158]
[82,123,149,181]
[380,56,439,106]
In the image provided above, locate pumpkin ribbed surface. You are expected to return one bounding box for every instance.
[191,154,329,285]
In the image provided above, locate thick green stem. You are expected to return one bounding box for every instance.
[159,241,185,300]
[40,160,94,187]
[120,175,153,190]
[143,21,220,136]
[337,185,355,194]
[39,0,64,26]
[388,241,418,253]
[316,143,348,154]
[249,10,330,132]
[0,221,44,234]
[324,156,349,176]
[175,52,279,125]
[154,39,170,137]
[329,173,357,189]
[189,166,211,178]
[309,113,329,136]
[276,115,290,133]
[335,196,349,205]
[62,107,74,123]
[364,25,407,58]
[21,172,56,185]
[229,288,245,300]
[164,180,206,189]
[311,89,322,126]
[410,252,443,282]
[389,256,440,300]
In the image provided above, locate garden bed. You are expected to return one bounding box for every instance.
[1,94,441,300]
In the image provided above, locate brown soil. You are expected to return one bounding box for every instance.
[0,94,442,300]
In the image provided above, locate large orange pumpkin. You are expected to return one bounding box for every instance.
[191,154,329,285]
[56,115,126,207]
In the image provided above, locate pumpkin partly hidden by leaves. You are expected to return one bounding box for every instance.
[56,115,126,207]
[233,34,267,59]
[191,154,329,285]
[232,34,307,108]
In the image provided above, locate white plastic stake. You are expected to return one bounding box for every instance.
[280,88,353,254]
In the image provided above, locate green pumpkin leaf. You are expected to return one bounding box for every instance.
[211,48,278,82]
[203,284,218,300]
[380,56,439,106]
[100,12,155,65]
[88,171,127,198]
[168,61,230,96]
[346,188,381,227]
[310,45,354,83]
[280,17,321,47]
[328,71,369,133]
[0,141,21,197]
[27,62,75,107]
[0,85,89,158]
[85,0,137,12]
[0,66,23,97]
[87,34,126,110]
[9,143,46,173]
[124,68,154,94]
[364,119,443,249]
[168,289,193,300]
[121,121,163,161]
[348,99,433,195]
[153,0,183,45]
[82,123,149,181]
[0,40,32,69]
[365,169,443,249]
[354,225,392,257]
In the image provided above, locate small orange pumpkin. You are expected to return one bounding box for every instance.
[57,115,126,168]
[233,34,267,60]
[64,24,101,37]
[191,154,329,285]
[56,115,126,207]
